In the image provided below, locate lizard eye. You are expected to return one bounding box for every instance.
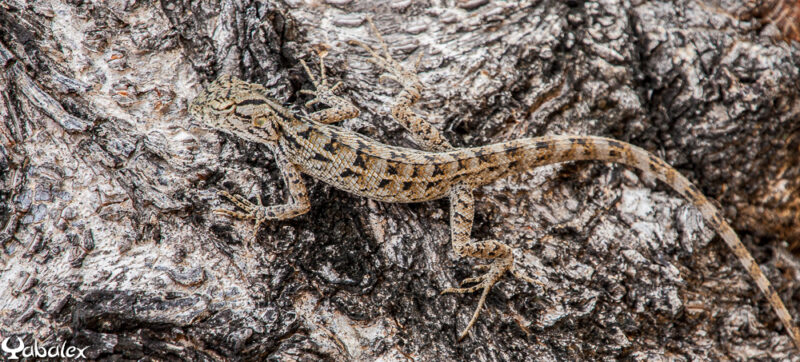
[252,117,267,127]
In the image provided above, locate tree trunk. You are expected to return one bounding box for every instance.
[1,0,799,359]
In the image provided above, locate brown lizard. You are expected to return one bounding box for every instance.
[188,20,800,349]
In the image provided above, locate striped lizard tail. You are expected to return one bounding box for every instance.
[515,135,800,349]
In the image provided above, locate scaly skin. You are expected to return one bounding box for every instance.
[189,20,800,349]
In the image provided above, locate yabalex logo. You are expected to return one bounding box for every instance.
[1,336,88,359]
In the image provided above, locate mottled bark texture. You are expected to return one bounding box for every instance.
[1,0,799,360]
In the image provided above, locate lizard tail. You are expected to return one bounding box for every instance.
[516,135,800,349]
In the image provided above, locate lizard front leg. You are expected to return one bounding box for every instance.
[215,145,310,239]
[349,18,453,152]
[299,54,360,124]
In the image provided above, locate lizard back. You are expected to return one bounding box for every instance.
[280,123,689,204]
[279,120,537,202]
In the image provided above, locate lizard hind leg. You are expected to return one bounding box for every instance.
[442,185,518,340]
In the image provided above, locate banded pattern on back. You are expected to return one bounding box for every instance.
[280,122,547,202]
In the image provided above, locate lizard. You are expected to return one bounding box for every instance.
[188,19,800,349]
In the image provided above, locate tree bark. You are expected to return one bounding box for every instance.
[1,0,799,360]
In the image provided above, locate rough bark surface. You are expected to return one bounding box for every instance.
[1,0,799,360]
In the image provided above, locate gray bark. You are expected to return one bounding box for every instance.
[1,0,799,360]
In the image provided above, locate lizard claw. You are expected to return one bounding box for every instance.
[215,191,268,241]
[457,276,484,287]
[441,255,546,341]
[351,17,425,96]
[441,255,513,341]
[510,266,547,289]
[299,54,360,124]
[300,58,339,106]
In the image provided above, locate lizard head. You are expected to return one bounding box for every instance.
[189,75,294,144]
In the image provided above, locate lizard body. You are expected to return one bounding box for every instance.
[189,21,800,349]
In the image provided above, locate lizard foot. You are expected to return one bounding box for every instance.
[441,254,513,341]
[215,191,267,241]
[441,254,547,341]
[348,17,424,97]
[298,52,360,124]
[298,55,343,108]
